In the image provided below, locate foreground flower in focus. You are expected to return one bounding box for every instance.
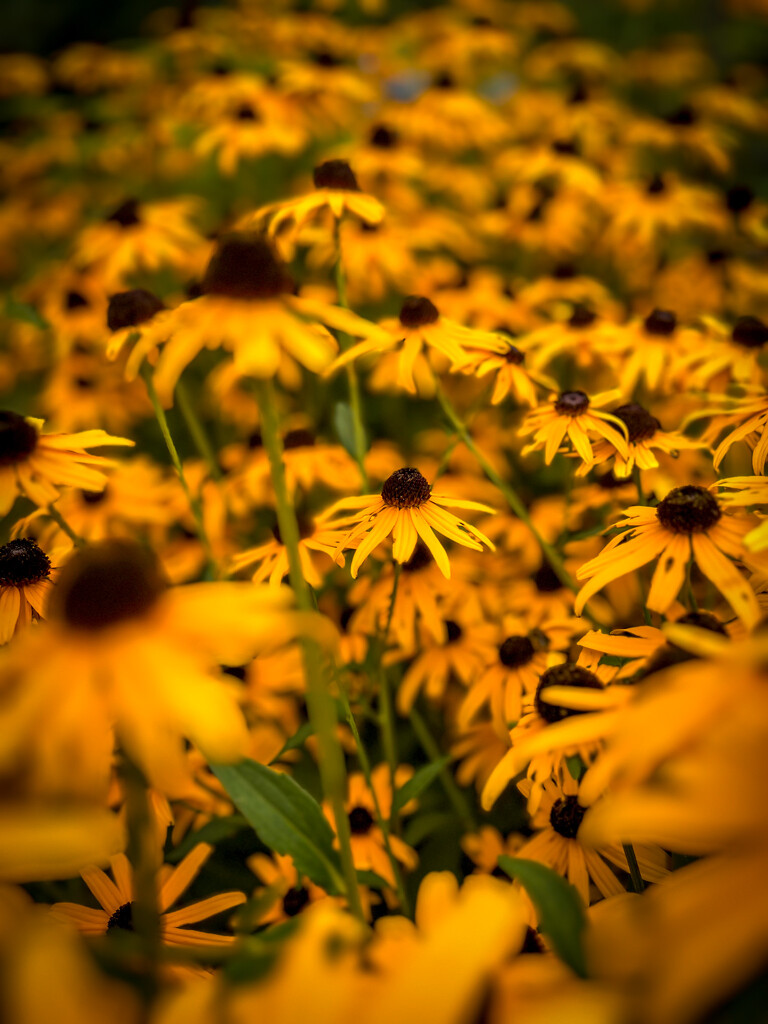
[0,538,55,642]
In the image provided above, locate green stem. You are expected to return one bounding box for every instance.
[333,219,369,489]
[632,466,645,506]
[633,468,652,625]
[254,377,365,924]
[408,705,477,832]
[623,842,645,894]
[336,672,411,917]
[141,366,217,577]
[46,502,86,547]
[685,552,699,612]
[175,380,222,482]
[377,565,401,810]
[121,755,159,999]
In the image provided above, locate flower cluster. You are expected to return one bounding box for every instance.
[0,1,767,1022]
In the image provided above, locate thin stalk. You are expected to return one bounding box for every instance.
[632,466,645,506]
[121,755,159,999]
[141,366,217,576]
[336,672,411,916]
[408,705,477,832]
[175,380,222,482]
[376,565,401,801]
[46,502,86,547]
[623,842,645,894]
[685,552,699,612]
[633,468,652,625]
[254,377,365,923]
[333,218,369,489]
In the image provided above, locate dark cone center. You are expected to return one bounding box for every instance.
[655,485,721,534]
[202,233,293,300]
[381,468,431,509]
[732,316,768,349]
[282,886,310,917]
[568,306,596,329]
[107,289,164,332]
[65,291,89,310]
[51,540,168,632]
[554,390,590,415]
[726,184,754,214]
[313,160,360,192]
[504,345,525,365]
[643,309,677,336]
[533,562,564,592]
[0,411,38,466]
[370,124,398,148]
[535,664,603,724]
[106,198,141,227]
[613,403,661,443]
[646,173,666,195]
[107,901,135,931]
[283,429,316,449]
[445,620,463,643]
[0,538,51,587]
[348,806,374,834]
[499,635,535,668]
[399,295,439,328]
[550,796,586,839]
[235,103,260,121]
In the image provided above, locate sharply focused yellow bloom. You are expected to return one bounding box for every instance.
[0,412,133,515]
[326,467,495,578]
[0,538,55,643]
[519,390,629,467]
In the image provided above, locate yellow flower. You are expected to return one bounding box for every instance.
[247,851,332,926]
[229,513,343,588]
[51,844,245,947]
[0,538,55,643]
[194,97,307,176]
[454,336,556,407]
[0,412,134,515]
[575,486,762,627]
[326,467,495,579]
[519,390,629,467]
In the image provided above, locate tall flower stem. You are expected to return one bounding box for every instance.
[254,376,365,923]
[370,564,401,804]
[175,380,222,482]
[45,502,86,547]
[623,842,645,894]
[141,365,217,577]
[121,755,160,997]
[333,219,369,489]
[408,705,477,832]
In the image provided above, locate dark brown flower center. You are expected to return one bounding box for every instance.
[499,635,535,668]
[643,309,677,336]
[313,160,360,191]
[726,184,754,214]
[399,295,439,328]
[65,290,89,310]
[106,198,141,227]
[535,664,603,723]
[554,391,590,415]
[107,902,135,931]
[732,316,768,349]
[282,886,310,917]
[568,306,596,329]
[533,562,564,592]
[549,796,586,838]
[202,233,293,300]
[0,538,51,587]
[348,806,374,834]
[655,485,721,534]
[445,620,463,643]
[370,124,398,148]
[283,429,316,449]
[50,540,168,632]
[612,403,661,443]
[665,104,696,126]
[381,468,431,509]
[504,345,525,365]
[80,487,108,505]
[235,103,260,122]
[0,411,38,466]
[521,926,544,953]
[646,173,666,195]
[107,289,164,332]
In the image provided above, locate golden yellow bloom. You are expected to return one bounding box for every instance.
[519,390,629,467]
[0,412,133,515]
[326,467,495,579]
[247,851,333,926]
[0,539,55,643]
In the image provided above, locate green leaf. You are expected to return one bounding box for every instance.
[333,401,364,459]
[165,814,248,862]
[269,721,314,763]
[565,755,586,782]
[212,759,345,895]
[356,869,391,890]
[5,297,48,329]
[403,810,455,847]
[498,855,588,977]
[392,757,451,816]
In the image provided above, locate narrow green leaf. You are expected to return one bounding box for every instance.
[356,869,391,890]
[565,755,586,781]
[333,401,363,459]
[392,757,451,815]
[212,759,345,895]
[498,855,588,977]
[165,814,247,862]
[6,297,48,329]
[269,721,314,763]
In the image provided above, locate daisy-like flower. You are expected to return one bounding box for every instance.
[0,538,55,642]
[579,402,706,478]
[0,411,134,515]
[240,160,384,250]
[229,512,343,588]
[514,776,668,907]
[73,197,206,289]
[194,97,307,176]
[706,390,768,474]
[575,486,762,627]
[608,309,703,396]
[120,233,388,405]
[519,390,629,468]
[51,845,245,947]
[327,294,509,395]
[454,337,556,408]
[0,539,334,797]
[247,851,331,927]
[326,467,495,579]
[105,287,165,363]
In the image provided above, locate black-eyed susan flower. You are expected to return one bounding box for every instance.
[241,160,384,249]
[122,233,387,405]
[706,390,768,475]
[327,294,509,395]
[247,851,331,926]
[0,538,54,642]
[0,540,333,797]
[51,844,245,947]
[575,486,762,627]
[0,411,134,515]
[519,390,629,468]
[105,288,166,364]
[608,309,704,396]
[454,337,556,408]
[229,512,343,588]
[581,402,706,478]
[326,467,495,579]
[194,95,307,176]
